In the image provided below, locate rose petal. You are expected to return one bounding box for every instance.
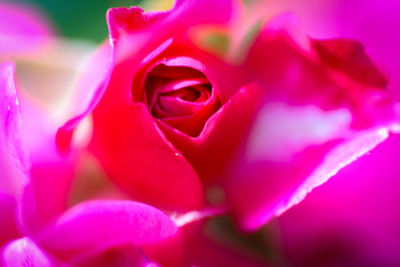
[71,245,154,267]
[89,79,204,211]
[0,194,19,246]
[158,83,264,181]
[274,134,400,266]
[1,237,56,267]
[228,124,391,230]
[0,61,28,195]
[36,200,183,266]
[244,14,398,129]
[312,38,388,88]
[0,61,28,244]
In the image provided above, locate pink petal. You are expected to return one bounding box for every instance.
[158,83,264,180]
[274,133,400,266]
[1,237,56,267]
[0,194,19,246]
[312,38,388,88]
[36,200,183,266]
[89,88,203,211]
[0,61,28,244]
[0,61,27,195]
[71,245,153,267]
[228,121,392,230]
[0,2,53,55]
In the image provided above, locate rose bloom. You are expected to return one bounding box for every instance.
[1,0,400,267]
[51,0,400,237]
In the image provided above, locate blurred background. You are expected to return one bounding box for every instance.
[11,0,144,42]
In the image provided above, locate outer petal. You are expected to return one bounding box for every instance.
[36,200,183,267]
[0,62,28,245]
[71,245,156,267]
[89,72,204,211]
[229,122,391,230]
[0,195,19,246]
[251,0,400,97]
[1,237,56,267]
[272,134,400,266]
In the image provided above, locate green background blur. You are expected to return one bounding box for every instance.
[13,0,146,43]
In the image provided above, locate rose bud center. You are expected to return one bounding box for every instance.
[142,62,221,137]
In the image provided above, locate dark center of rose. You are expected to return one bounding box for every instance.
[143,63,221,137]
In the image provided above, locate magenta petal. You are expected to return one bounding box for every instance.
[0,2,52,55]
[1,237,56,267]
[90,99,203,211]
[158,84,264,180]
[0,194,19,246]
[36,200,183,266]
[228,125,391,231]
[0,62,28,244]
[313,39,388,88]
[0,62,28,194]
[71,245,152,267]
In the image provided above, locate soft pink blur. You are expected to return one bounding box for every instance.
[0,1,53,55]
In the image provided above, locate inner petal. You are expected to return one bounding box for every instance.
[141,62,221,137]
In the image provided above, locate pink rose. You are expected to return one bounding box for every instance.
[57,0,400,231]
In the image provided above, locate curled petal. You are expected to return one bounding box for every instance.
[228,113,393,230]
[0,61,28,244]
[36,200,183,266]
[89,95,204,211]
[158,83,264,180]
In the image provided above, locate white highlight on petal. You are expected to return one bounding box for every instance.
[142,37,173,64]
[246,102,352,162]
[1,237,53,267]
[172,206,227,227]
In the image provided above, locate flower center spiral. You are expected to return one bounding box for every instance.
[143,62,221,137]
